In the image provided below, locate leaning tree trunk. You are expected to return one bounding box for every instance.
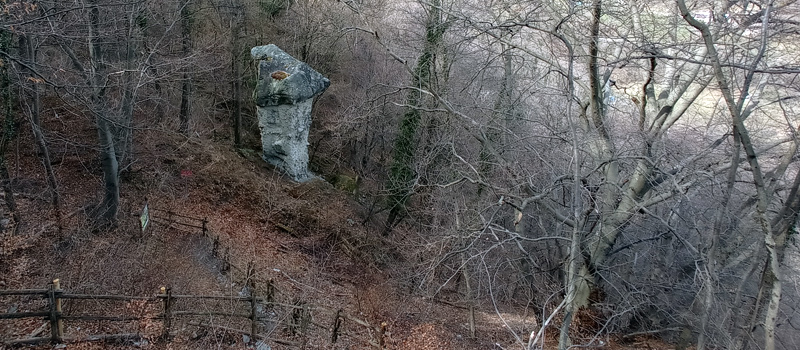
[677,2,788,349]
[478,41,516,190]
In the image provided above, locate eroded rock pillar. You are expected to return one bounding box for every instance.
[251,44,329,181]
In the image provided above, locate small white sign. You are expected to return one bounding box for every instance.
[140,203,150,232]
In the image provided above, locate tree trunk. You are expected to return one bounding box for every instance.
[0,28,20,233]
[231,7,243,148]
[89,0,119,223]
[550,25,580,350]
[385,0,446,232]
[117,4,140,168]
[19,34,61,227]
[479,42,515,189]
[678,2,788,349]
[179,0,193,136]
[729,250,763,350]
[96,117,120,223]
[568,0,616,311]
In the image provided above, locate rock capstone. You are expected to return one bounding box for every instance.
[251,44,330,181]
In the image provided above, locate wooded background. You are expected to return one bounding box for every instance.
[2,0,800,349]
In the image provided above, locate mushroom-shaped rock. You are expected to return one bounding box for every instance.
[252,44,330,106]
[251,45,330,182]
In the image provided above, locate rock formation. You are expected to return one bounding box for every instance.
[251,44,329,181]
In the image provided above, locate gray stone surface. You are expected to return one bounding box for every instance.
[251,44,330,106]
[251,44,329,181]
[257,100,314,180]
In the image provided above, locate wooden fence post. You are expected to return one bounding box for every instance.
[463,262,476,339]
[265,279,274,304]
[48,279,63,343]
[247,264,257,344]
[379,321,388,349]
[300,303,310,347]
[290,300,310,337]
[221,248,230,274]
[331,309,342,343]
[161,287,173,340]
[54,280,64,339]
[212,236,219,257]
[249,284,257,344]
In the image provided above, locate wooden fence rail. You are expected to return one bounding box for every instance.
[0,279,379,348]
[0,289,49,296]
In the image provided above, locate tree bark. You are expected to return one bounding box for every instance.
[88,0,119,223]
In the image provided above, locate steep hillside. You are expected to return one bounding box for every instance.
[0,115,678,349]
[0,119,515,349]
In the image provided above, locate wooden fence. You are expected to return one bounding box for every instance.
[0,208,386,348]
[0,278,381,347]
[148,207,232,273]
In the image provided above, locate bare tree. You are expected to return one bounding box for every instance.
[0,25,20,232]
[179,0,194,136]
[19,34,61,228]
[678,1,800,349]
[343,0,800,348]
[385,0,450,232]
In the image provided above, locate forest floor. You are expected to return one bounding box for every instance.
[0,114,677,349]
